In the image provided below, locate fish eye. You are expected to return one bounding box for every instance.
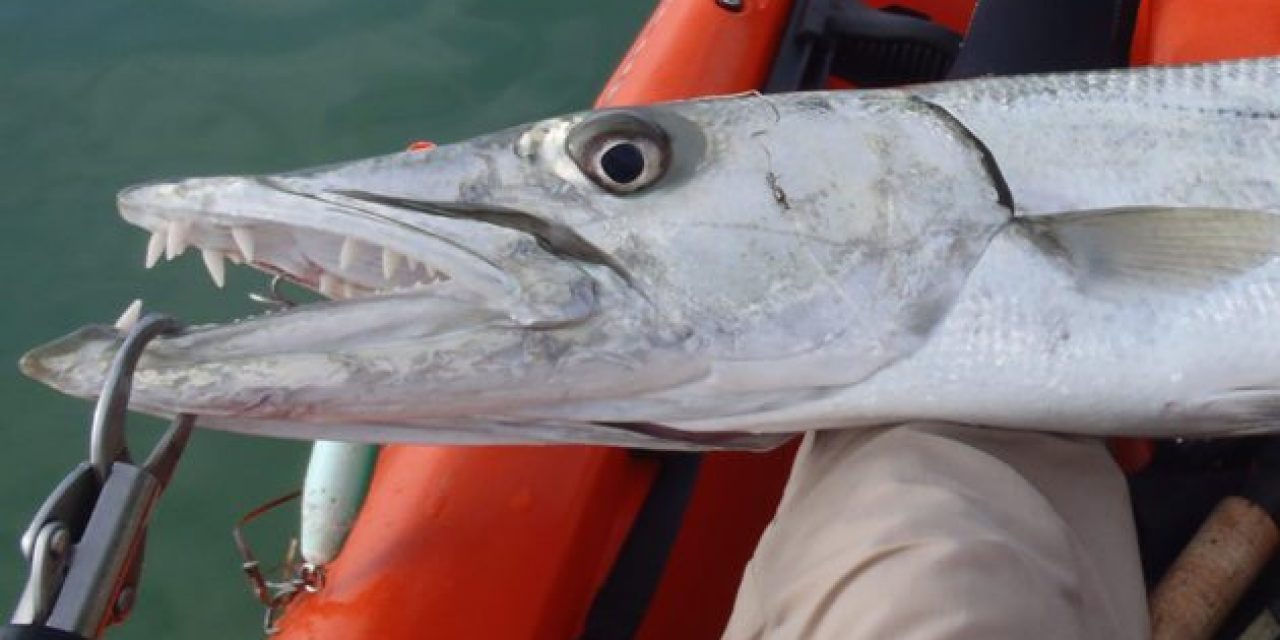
[592,137,663,192]
[566,111,670,195]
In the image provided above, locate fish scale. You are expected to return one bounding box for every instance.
[922,57,1280,215]
[20,56,1280,449]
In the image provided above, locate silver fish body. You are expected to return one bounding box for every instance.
[20,56,1280,448]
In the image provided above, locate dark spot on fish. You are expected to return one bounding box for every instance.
[767,171,790,210]
[793,95,835,113]
[751,136,790,211]
[902,291,952,336]
[457,180,492,202]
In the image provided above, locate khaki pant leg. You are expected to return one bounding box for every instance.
[723,423,1148,640]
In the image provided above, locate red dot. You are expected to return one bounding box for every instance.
[407,140,437,152]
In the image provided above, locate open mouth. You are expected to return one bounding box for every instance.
[20,147,786,451]
[146,210,452,297]
[113,174,521,329]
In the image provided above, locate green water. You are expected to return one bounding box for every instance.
[0,1,651,636]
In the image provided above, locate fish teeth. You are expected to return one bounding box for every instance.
[201,249,226,288]
[231,227,256,262]
[165,221,191,260]
[145,228,165,269]
[381,248,403,279]
[339,237,363,271]
[113,299,143,332]
[413,261,433,279]
[415,262,442,283]
[318,273,341,298]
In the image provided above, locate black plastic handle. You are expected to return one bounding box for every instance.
[0,625,90,640]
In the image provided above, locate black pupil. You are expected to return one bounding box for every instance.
[600,142,645,185]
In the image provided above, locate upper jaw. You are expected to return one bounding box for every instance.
[117,173,521,303]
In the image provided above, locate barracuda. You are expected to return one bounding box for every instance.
[20,56,1280,449]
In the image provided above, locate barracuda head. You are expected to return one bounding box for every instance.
[21,92,1009,449]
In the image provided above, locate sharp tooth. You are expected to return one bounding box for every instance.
[381,248,403,279]
[201,249,226,288]
[319,273,341,298]
[165,221,191,260]
[113,299,143,332]
[339,237,363,271]
[145,228,165,269]
[231,227,256,262]
[415,262,438,282]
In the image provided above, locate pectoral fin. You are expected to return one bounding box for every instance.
[1019,207,1280,292]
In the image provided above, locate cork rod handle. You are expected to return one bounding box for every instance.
[1149,495,1280,640]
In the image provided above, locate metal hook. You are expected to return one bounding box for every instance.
[89,314,184,482]
[249,275,298,310]
[232,490,302,607]
[233,490,326,634]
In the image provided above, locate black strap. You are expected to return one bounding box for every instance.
[947,0,1141,78]
[1240,439,1280,528]
[578,453,701,640]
